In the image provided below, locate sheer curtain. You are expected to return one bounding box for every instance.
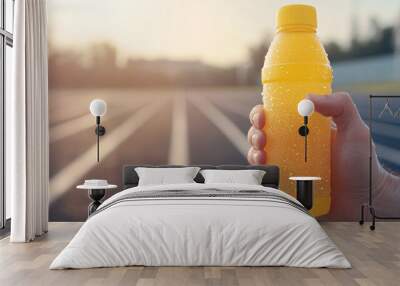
[8,0,49,242]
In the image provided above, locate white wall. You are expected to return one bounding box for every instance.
[5,45,13,220]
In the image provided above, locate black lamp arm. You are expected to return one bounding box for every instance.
[298,116,310,162]
[94,116,106,162]
[94,116,106,136]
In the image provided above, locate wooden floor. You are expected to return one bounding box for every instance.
[0,222,399,286]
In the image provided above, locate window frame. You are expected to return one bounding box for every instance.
[0,0,14,230]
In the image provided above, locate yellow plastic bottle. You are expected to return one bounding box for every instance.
[261,4,332,216]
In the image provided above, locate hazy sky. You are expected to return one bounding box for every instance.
[48,0,400,67]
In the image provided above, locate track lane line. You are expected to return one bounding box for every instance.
[50,100,167,202]
[50,100,151,143]
[168,94,189,165]
[209,96,251,118]
[189,96,248,157]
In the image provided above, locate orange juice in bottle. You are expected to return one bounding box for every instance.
[261,4,332,216]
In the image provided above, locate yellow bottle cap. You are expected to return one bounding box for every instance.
[276,4,317,32]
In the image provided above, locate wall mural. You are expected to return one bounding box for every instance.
[48,0,400,222]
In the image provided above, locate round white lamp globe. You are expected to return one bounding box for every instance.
[297,99,314,117]
[90,99,107,117]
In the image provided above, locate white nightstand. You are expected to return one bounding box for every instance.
[77,183,117,216]
[289,176,321,210]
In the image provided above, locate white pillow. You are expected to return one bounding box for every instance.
[135,167,200,186]
[200,169,266,185]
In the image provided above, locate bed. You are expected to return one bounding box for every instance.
[50,165,350,269]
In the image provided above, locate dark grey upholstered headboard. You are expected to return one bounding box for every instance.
[122,165,280,190]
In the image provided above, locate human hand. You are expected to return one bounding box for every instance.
[247,92,388,219]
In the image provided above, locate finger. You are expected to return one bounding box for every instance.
[307,92,362,130]
[248,126,257,145]
[249,105,261,124]
[253,107,266,129]
[252,129,266,149]
[247,148,255,165]
[253,148,267,165]
[330,126,337,145]
[247,147,267,165]
[249,105,265,129]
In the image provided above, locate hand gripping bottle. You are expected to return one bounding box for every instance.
[261,4,332,216]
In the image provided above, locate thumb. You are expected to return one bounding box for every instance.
[307,92,362,130]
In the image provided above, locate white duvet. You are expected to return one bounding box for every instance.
[50,183,350,269]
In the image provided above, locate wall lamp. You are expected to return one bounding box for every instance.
[297,99,314,163]
[89,99,107,162]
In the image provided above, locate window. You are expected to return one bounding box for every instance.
[0,0,14,230]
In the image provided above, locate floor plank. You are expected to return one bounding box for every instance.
[0,222,399,286]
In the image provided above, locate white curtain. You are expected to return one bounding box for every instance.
[8,0,49,242]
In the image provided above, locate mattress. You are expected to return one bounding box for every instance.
[50,183,350,269]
